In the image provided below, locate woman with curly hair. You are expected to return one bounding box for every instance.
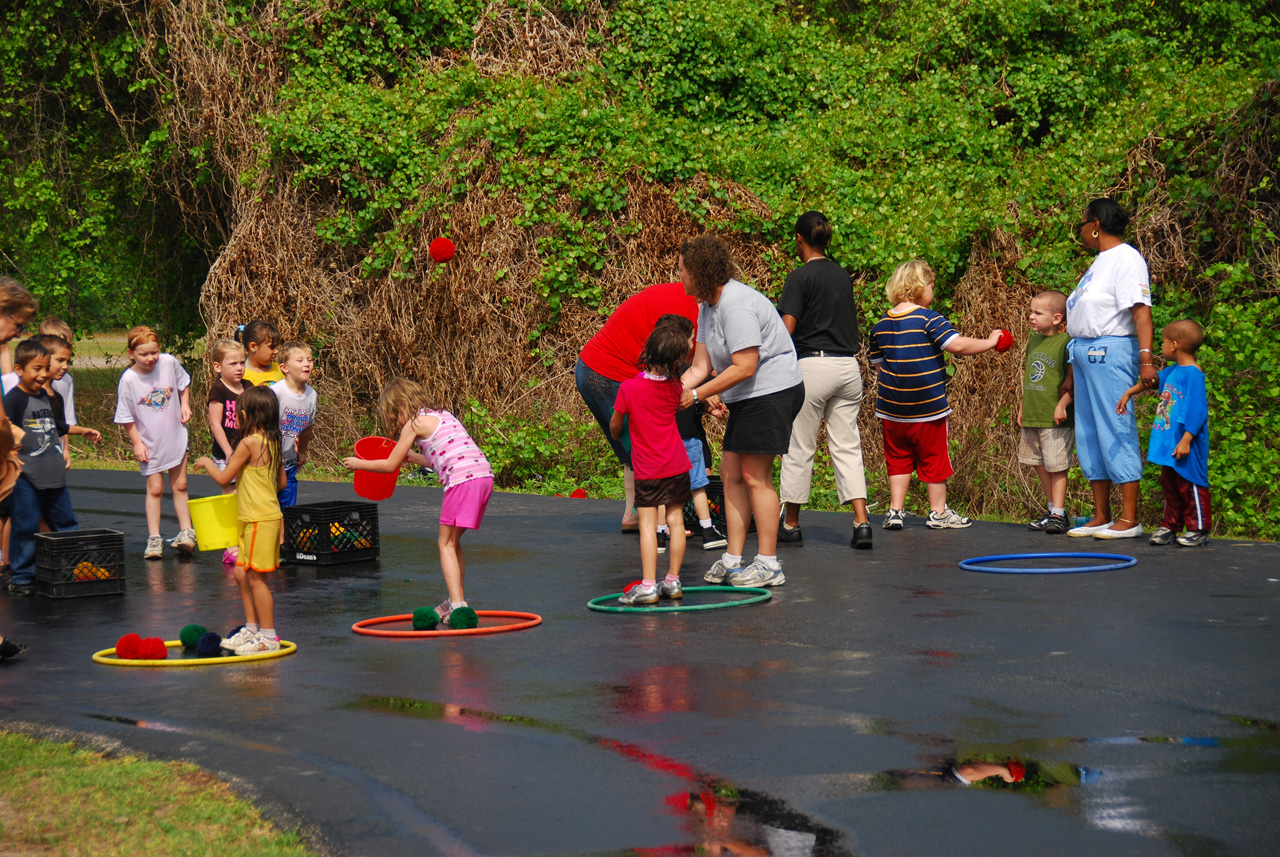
[679,235,804,588]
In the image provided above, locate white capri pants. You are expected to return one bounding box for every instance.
[779,355,868,504]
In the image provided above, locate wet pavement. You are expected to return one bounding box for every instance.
[2,470,1278,857]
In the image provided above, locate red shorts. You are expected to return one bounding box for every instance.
[881,418,954,482]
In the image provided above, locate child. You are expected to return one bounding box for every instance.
[194,386,288,653]
[2,340,99,595]
[270,341,316,507]
[114,325,196,558]
[868,259,1003,530]
[208,338,252,564]
[237,321,283,386]
[608,322,692,604]
[37,333,80,468]
[1117,319,1211,547]
[39,317,77,432]
[1017,291,1075,534]
[662,314,727,551]
[342,378,494,627]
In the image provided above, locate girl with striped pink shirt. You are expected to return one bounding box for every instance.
[343,378,493,627]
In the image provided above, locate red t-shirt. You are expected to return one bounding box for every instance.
[579,283,699,382]
[613,373,690,481]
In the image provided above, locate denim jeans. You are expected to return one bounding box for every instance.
[9,477,78,585]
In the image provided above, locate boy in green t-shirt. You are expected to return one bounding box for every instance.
[1017,290,1075,533]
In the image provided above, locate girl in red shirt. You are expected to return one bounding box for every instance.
[609,316,696,605]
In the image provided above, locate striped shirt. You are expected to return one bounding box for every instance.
[868,307,958,422]
[416,409,493,489]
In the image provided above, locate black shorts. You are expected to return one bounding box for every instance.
[722,383,805,456]
[634,472,692,508]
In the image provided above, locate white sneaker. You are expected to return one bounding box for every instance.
[143,534,163,559]
[1094,523,1144,540]
[704,558,740,584]
[172,528,197,555]
[926,508,972,529]
[726,560,785,587]
[235,632,281,655]
[220,627,255,652]
[1068,520,1113,537]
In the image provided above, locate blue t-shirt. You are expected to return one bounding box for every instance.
[1147,364,1209,487]
[868,306,959,422]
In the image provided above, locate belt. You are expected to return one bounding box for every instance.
[797,350,856,359]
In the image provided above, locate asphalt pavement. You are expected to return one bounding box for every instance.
[1,470,1277,857]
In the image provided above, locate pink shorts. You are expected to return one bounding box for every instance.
[440,477,494,530]
[881,417,955,483]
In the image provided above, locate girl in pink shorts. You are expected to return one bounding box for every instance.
[343,378,494,628]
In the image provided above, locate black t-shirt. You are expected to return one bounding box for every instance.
[208,378,254,459]
[776,257,862,354]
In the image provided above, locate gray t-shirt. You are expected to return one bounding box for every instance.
[697,279,802,404]
[4,387,69,490]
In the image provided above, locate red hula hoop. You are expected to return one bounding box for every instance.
[352,610,542,638]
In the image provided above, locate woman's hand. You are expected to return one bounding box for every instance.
[1140,361,1158,388]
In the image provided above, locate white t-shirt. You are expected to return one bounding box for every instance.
[113,353,191,475]
[1066,243,1152,339]
[52,373,75,425]
[0,372,16,397]
[697,279,802,404]
[271,380,317,464]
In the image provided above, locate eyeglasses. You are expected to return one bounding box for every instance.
[4,314,27,335]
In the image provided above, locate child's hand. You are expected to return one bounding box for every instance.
[1174,437,1191,458]
[1016,402,1022,427]
[1053,402,1068,425]
[180,403,192,425]
[1116,393,1131,416]
[192,456,214,473]
[64,447,71,470]
[133,443,149,463]
[83,428,102,444]
[405,450,428,467]
[295,449,307,469]
[341,456,361,471]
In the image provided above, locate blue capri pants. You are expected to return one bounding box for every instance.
[1069,335,1144,484]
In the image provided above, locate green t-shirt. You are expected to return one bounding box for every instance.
[1021,331,1071,427]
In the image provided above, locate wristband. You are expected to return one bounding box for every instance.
[1139,348,1152,354]
[691,388,700,404]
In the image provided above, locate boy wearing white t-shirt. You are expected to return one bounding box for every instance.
[270,342,316,507]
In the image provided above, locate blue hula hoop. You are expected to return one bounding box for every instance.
[959,552,1137,574]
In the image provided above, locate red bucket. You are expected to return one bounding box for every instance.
[353,436,400,501]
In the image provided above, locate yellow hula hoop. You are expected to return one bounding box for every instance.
[92,639,297,667]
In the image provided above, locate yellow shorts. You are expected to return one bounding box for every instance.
[238,520,282,572]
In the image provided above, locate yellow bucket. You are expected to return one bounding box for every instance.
[187,494,239,551]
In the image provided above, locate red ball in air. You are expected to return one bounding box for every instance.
[429,237,455,263]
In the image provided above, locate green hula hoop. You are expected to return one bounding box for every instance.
[587,585,772,613]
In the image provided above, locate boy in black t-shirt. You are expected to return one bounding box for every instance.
[2,340,98,595]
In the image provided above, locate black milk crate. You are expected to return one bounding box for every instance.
[34,528,125,598]
[283,501,379,565]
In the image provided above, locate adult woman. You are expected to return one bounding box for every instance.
[679,235,804,587]
[1064,199,1156,539]
[1,274,37,660]
[576,282,699,531]
[776,211,873,550]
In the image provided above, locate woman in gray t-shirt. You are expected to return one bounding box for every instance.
[679,235,803,590]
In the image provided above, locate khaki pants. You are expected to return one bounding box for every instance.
[780,356,868,504]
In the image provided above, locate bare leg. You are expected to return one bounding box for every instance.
[720,452,751,557]
[1047,470,1067,511]
[849,497,869,525]
[665,503,686,577]
[638,506,659,582]
[925,481,947,515]
[1115,481,1141,529]
[740,453,780,555]
[234,562,258,626]
[1086,479,1113,527]
[246,570,274,630]
[145,472,164,534]
[438,524,467,603]
[169,458,192,530]
[692,488,712,522]
[783,501,801,529]
[889,473,911,510]
[1034,464,1053,510]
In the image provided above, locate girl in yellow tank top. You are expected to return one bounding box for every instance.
[195,386,286,655]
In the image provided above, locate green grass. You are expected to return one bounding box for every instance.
[0,731,315,856]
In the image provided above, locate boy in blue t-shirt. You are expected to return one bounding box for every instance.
[1116,319,1211,547]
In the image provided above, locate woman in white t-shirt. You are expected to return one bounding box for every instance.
[679,234,804,589]
[1063,199,1157,540]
